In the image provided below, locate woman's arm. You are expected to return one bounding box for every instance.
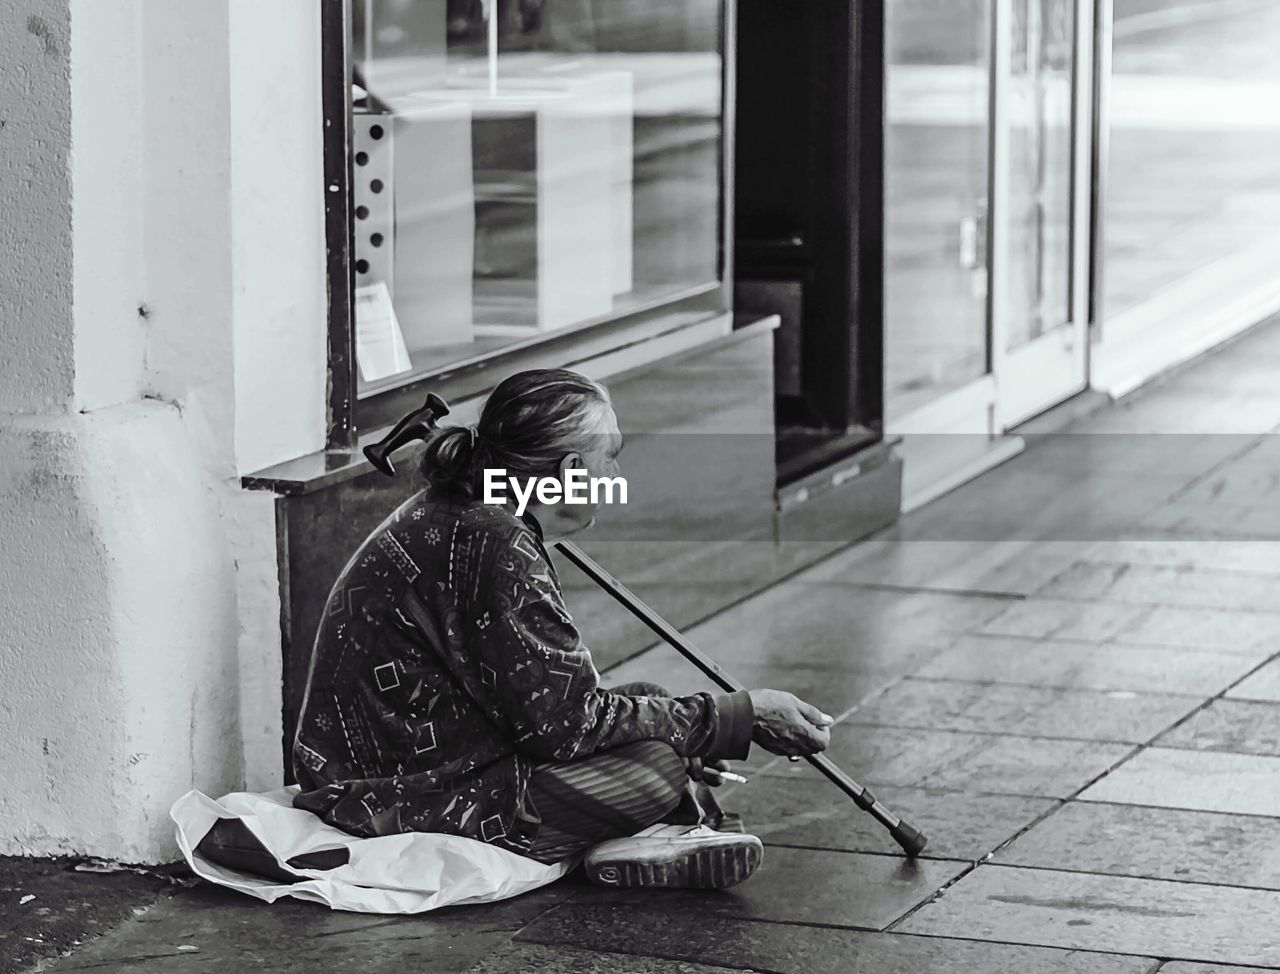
[465,573,755,764]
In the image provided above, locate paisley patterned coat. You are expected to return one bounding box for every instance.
[290,491,753,856]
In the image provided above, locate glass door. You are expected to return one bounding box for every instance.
[991,0,1092,426]
[884,0,1094,508]
[884,0,995,425]
[884,0,1009,509]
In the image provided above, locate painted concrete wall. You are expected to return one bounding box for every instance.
[0,0,327,861]
[229,0,328,478]
[69,0,145,412]
[0,1,74,416]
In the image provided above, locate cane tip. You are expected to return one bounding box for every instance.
[891,821,928,858]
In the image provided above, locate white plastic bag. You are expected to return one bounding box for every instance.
[170,787,572,914]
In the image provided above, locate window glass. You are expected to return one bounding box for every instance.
[1104,0,1280,317]
[350,0,724,394]
[884,0,993,419]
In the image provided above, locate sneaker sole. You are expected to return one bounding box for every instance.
[586,838,762,890]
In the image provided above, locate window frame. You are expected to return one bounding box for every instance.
[321,0,738,445]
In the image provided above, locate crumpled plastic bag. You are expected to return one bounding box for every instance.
[170,787,572,914]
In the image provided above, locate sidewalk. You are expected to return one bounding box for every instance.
[9,316,1280,972]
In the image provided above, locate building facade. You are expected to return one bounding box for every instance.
[2,0,1276,862]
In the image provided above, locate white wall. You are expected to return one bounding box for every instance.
[70,0,145,412]
[229,0,328,477]
[0,0,328,861]
[0,1,75,416]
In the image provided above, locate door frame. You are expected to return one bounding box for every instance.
[990,0,1094,428]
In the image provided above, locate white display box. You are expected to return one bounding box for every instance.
[456,66,636,300]
[438,84,621,335]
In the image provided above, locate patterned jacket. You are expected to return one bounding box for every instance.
[290,490,754,856]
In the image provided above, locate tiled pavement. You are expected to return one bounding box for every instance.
[13,319,1280,971]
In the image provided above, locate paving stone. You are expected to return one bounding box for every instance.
[604,646,907,718]
[899,865,1280,966]
[1018,432,1249,480]
[1143,454,1280,540]
[1080,748,1280,817]
[972,599,1154,642]
[1227,658,1280,702]
[895,462,1182,543]
[1068,390,1276,436]
[1140,493,1280,541]
[1156,700,1280,757]
[1078,540,1280,575]
[803,539,1090,596]
[1035,561,1280,613]
[996,801,1280,889]
[626,845,967,929]
[50,882,572,974]
[468,944,751,974]
[538,846,966,931]
[847,678,1199,743]
[572,579,763,671]
[718,772,1054,860]
[761,725,1134,799]
[590,540,840,587]
[977,598,1280,653]
[915,635,1268,695]
[1168,459,1280,511]
[1106,606,1280,653]
[0,858,178,974]
[518,899,1157,974]
[680,581,1008,673]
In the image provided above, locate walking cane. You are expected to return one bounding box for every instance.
[364,395,929,858]
[554,542,928,858]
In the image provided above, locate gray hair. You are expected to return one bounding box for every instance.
[419,369,612,500]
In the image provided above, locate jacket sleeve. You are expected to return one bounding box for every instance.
[465,568,754,764]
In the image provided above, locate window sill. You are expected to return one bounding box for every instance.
[243,311,778,497]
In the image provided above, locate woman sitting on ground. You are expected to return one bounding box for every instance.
[289,369,833,889]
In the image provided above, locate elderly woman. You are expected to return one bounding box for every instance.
[288,369,832,889]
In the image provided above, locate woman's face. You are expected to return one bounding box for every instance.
[548,403,624,537]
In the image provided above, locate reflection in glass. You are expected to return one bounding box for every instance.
[885,0,993,420]
[1105,0,1280,316]
[1005,0,1074,350]
[350,0,723,392]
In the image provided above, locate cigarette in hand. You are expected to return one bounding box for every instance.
[703,768,749,784]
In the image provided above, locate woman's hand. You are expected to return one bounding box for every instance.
[747,689,834,757]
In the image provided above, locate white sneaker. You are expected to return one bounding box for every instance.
[584,824,763,890]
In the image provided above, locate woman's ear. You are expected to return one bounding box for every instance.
[558,452,584,479]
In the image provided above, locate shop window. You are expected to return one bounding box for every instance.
[324,0,730,439]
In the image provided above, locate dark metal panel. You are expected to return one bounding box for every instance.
[848,0,886,431]
[734,0,886,435]
[321,0,357,450]
[719,0,739,315]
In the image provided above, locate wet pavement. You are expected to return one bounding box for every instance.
[9,317,1280,971]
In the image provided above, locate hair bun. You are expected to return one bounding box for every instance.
[418,425,478,496]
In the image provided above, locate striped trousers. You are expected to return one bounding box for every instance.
[523,682,694,864]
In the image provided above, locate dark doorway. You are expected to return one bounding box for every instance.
[733,0,886,484]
